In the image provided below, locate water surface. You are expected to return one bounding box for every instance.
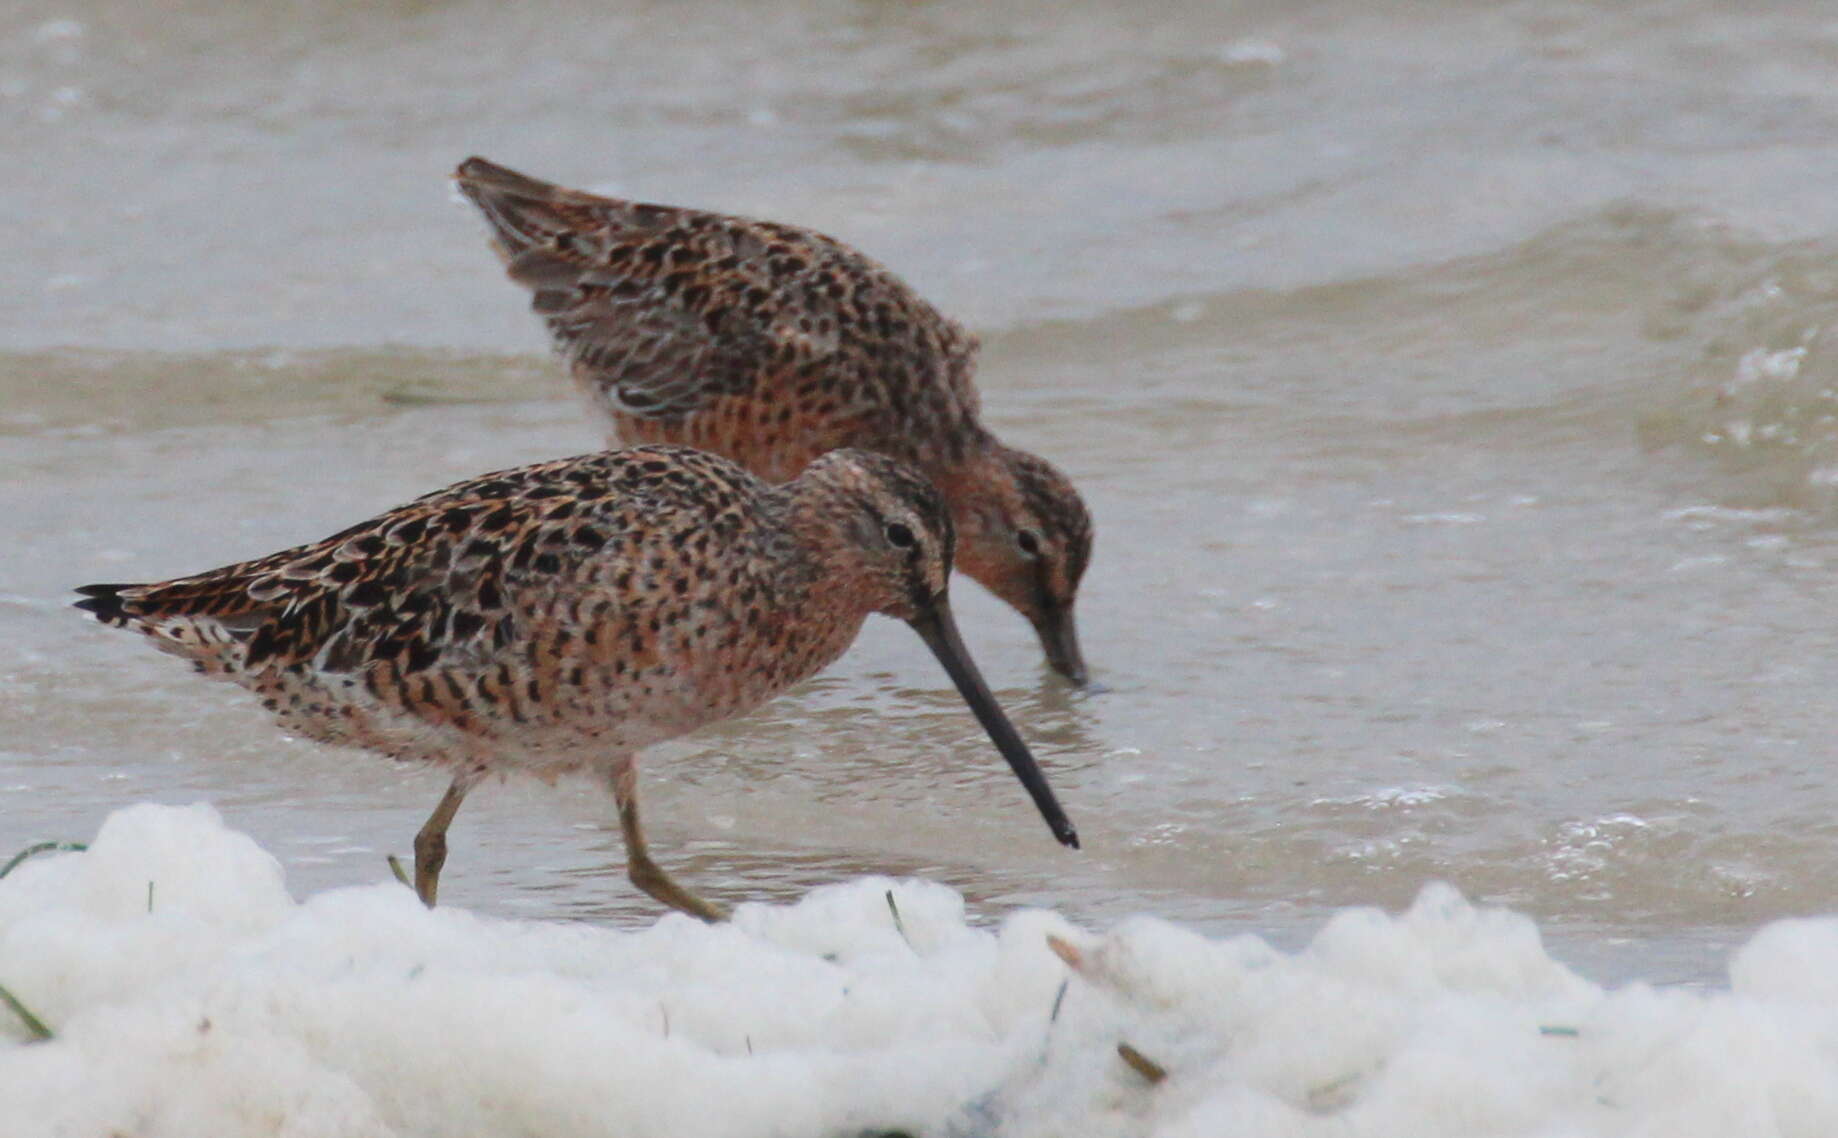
[8,0,1838,985]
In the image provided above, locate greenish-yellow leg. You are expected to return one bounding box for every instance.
[611,757,728,923]
[410,776,473,908]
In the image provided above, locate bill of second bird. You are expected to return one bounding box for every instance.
[76,445,1077,920]
[453,157,1095,685]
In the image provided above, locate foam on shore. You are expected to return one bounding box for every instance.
[3,803,1836,1137]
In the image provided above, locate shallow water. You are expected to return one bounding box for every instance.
[7,0,1838,988]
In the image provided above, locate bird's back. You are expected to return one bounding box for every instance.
[455,157,986,482]
[78,447,866,776]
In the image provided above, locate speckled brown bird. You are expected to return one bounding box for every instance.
[75,445,1077,919]
[453,157,1095,685]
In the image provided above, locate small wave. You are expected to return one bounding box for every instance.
[0,348,558,437]
[1638,232,1838,515]
[1310,784,1461,810]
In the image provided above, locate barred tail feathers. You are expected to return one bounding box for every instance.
[75,580,265,675]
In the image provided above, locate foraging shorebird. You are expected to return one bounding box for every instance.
[76,446,1077,919]
[454,157,1095,685]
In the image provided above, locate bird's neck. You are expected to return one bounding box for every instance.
[766,481,876,613]
[928,435,1008,545]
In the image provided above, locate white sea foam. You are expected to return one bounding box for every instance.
[3,804,1837,1137]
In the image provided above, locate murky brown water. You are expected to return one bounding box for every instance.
[8,0,1838,984]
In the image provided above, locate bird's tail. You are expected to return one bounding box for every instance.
[75,579,268,676]
[451,156,606,265]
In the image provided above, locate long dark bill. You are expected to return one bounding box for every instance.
[1031,599,1089,687]
[908,597,1080,850]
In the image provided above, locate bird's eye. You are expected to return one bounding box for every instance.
[885,522,916,549]
[1016,529,1042,557]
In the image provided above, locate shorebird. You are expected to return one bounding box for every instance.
[76,445,1077,919]
[454,157,1095,685]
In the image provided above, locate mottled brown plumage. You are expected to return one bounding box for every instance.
[454,157,1095,684]
[77,445,1077,918]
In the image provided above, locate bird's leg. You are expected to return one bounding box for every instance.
[406,776,473,908]
[610,756,728,923]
